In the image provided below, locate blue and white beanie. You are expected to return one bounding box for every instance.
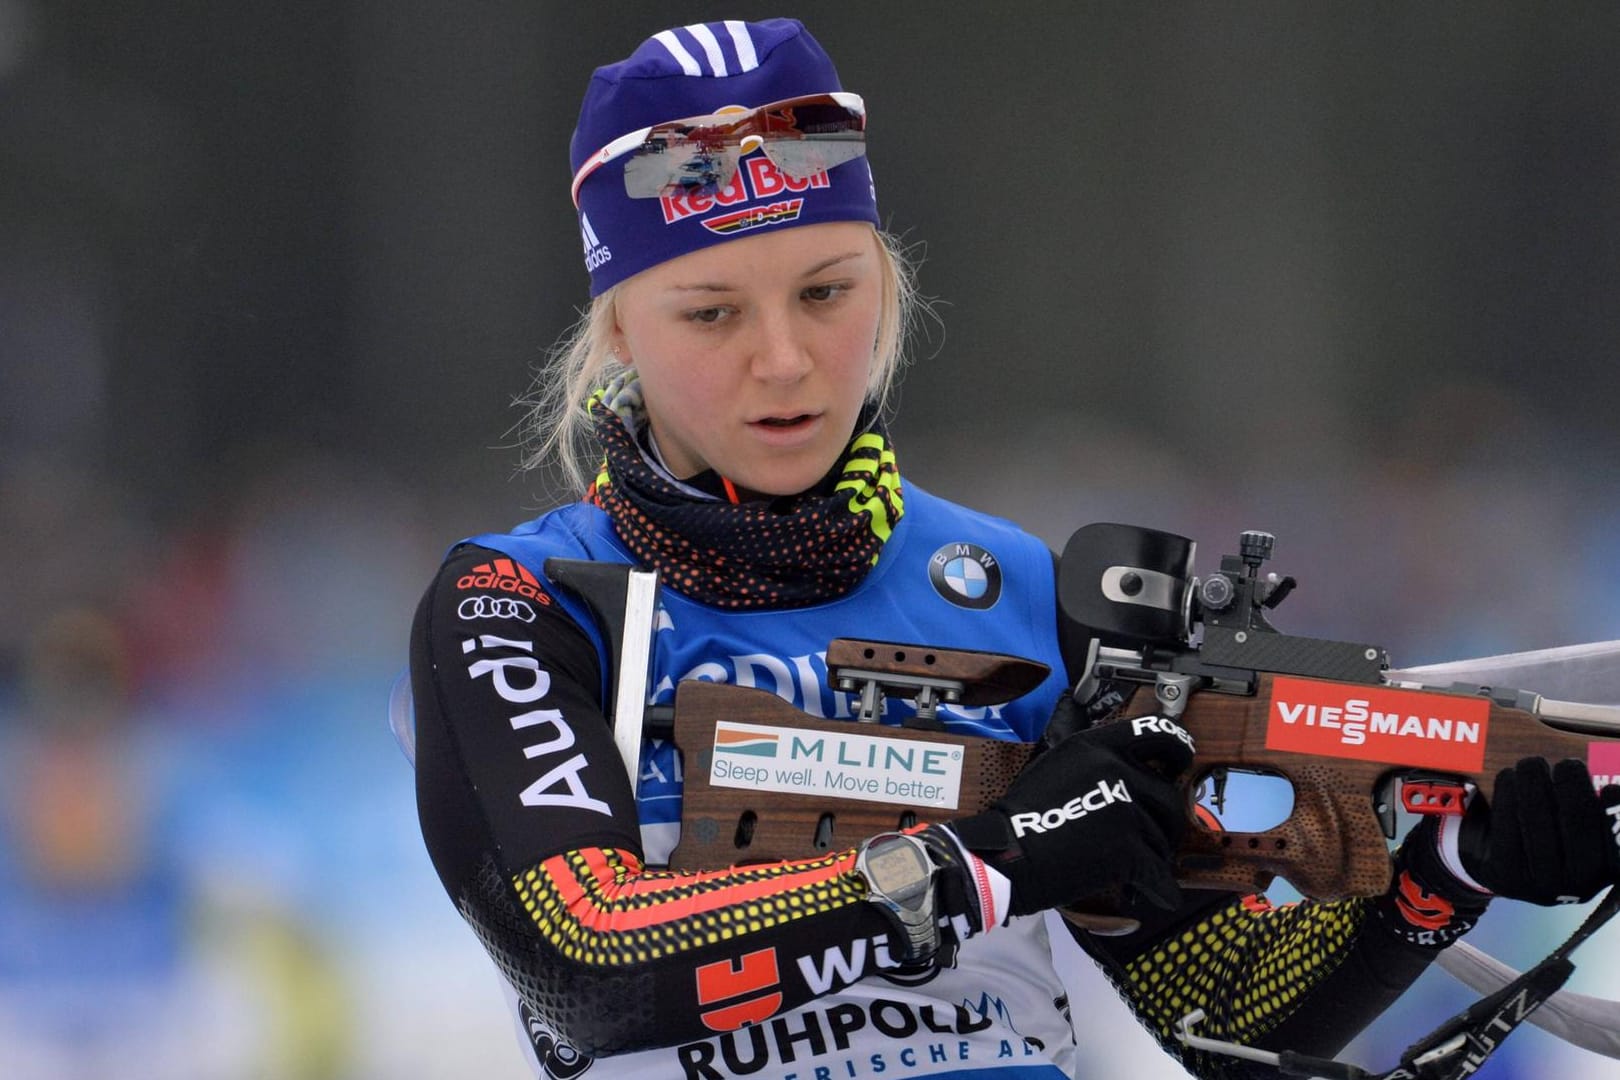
[570,18,880,295]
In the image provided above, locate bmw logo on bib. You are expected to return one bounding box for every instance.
[928,542,1002,610]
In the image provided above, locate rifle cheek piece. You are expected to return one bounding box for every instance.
[1058,523,1196,652]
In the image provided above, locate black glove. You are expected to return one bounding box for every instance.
[1458,757,1620,905]
[946,701,1195,917]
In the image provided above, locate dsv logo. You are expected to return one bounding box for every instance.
[458,595,537,623]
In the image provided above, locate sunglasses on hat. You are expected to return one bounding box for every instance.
[571,92,866,208]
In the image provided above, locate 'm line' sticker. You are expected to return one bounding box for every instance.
[709,721,965,810]
[1265,677,1489,772]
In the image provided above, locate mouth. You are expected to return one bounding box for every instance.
[750,412,818,429]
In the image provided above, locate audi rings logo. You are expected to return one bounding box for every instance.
[457,595,537,623]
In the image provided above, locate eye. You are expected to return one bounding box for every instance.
[803,282,847,303]
[685,305,730,325]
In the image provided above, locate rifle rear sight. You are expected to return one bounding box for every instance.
[1059,523,1388,706]
[1197,529,1298,634]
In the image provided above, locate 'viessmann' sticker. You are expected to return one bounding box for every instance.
[709,721,965,809]
[1265,677,1489,772]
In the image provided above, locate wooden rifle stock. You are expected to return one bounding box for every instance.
[668,681,1035,869]
[667,639,1047,869]
[1116,673,1620,901]
[671,653,1620,929]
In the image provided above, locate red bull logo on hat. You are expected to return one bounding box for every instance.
[659,155,830,225]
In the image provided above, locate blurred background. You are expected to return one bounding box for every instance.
[2,2,1617,1077]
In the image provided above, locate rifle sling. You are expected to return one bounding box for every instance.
[1377,885,1620,1080]
[1176,888,1620,1079]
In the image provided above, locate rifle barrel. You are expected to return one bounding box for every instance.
[1533,698,1620,735]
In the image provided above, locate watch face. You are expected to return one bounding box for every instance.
[866,839,929,894]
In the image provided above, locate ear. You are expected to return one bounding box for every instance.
[606,296,630,365]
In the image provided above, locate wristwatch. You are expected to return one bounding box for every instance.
[855,832,940,964]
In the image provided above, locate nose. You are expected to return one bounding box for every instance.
[748,304,813,383]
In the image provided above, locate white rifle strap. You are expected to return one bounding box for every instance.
[612,568,661,786]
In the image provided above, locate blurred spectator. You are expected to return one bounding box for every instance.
[0,606,354,1079]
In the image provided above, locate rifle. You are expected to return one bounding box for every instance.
[651,524,1620,910]
[628,523,1620,1078]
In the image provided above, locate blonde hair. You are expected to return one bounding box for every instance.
[518,227,925,491]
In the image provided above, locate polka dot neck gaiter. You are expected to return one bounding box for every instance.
[585,377,903,609]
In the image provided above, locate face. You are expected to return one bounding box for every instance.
[612,221,884,497]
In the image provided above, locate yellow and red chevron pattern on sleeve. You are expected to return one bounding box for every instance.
[1120,894,1365,1053]
[513,847,867,967]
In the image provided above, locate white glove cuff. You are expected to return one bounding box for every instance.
[937,826,1013,931]
[1434,807,1493,896]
